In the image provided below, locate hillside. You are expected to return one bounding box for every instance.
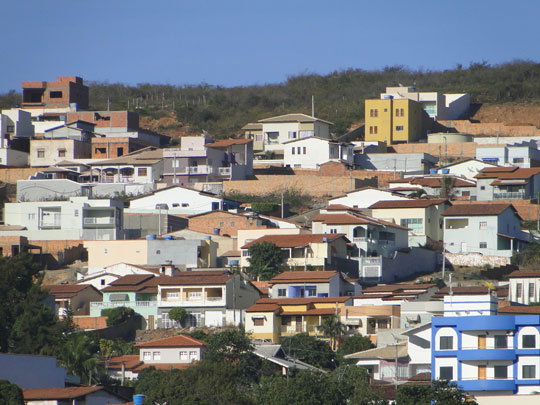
[3,61,540,139]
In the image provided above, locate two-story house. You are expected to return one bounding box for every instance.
[367,199,449,246]
[476,142,540,168]
[388,176,477,199]
[507,270,540,305]
[267,270,361,298]
[2,196,123,241]
[246,113,333,158]
[475,166,540,201]
[42,284,102,319]
[442,203,529,258]
[283,137,353,169]
[245,296,352,342]
[239,233,351,271]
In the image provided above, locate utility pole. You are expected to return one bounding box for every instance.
[312,95,315,117]
[107,97,110,111]
[281,190,284,218]
[442,241,446,283]
[537,191,539,231]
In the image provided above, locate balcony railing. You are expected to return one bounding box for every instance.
[218,167,231,175]
[91,301,158,310]
[182,166,213,175]
[39,221,61,229]
[494,191,526,200]
[84,217,115,225]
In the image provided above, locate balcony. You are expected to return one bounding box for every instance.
[84,217,115,225]
[39,221,61,229]
[494,191,526,200]
[457,348,516,361]
[458,378,516,392]
[218,167,231,176]
[182,166,213,175]
[159,296,225,307]
[91,300,158,310]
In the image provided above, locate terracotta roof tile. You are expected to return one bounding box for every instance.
[507,270,540,278]
[269,271,338,284]
[280,308,337,316]
[107,355,142,370]
[498,305,540,314]
[207,138,252,148]
[135,334,206,348]
[246,303,282,312]
[241,233,347,249]
[441,203,512,217]
[258,296,351,305]
[476,167,540,179]
[369,199,447,209]
[109,274,156,286]
[24,386,105,400]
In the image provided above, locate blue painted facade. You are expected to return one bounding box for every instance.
[432,314,540,395]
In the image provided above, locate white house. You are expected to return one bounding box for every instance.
[507,270,540,305]
[329,187,410,209]
[436,159,497,180]
[476,142,540,168]
[442,203,529,257]
[401,322,432,377]
[257,113,333,156]
[283,137,353,169]
[127,185,236,215]
[1,196,123,241]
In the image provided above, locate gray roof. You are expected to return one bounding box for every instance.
[253,344,325,372]
[258,113,333,125]
[345,343,408,360]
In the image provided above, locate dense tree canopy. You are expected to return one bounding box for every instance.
[280,333,337,370]
[0,380,24,405]
[247,241,284,280]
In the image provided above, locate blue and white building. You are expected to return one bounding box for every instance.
[432,294,540,396]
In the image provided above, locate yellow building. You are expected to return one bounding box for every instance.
[245,296,351,342]
[364,98,423,144]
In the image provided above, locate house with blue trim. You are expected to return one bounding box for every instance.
[432,294,540,396]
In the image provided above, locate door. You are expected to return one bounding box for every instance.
[295,316,303,332]
[478,335,487,350]
[478,365,487,380]
[148,315,155,330]
[461,242,467,253]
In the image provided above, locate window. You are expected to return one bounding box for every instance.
[143,351,151,360]
[74,209,79,217]
[395,108,405,117]
[255,134,263,142]
[439,366,453,380]
[440,336,453,350]
[479,242,487,249]
[138,168,148,176]
[49,91,63,98]
[181,203,189,207]
[95,147,106,154]
[101,279,105,286]
[400,218,423,234]
[494,365,507,379]
[522,334,536,348]
[297,147,301,154]
[306,287,317,297]
[166,292,179,299]
[281,316,292,326]
[188,291,202,299]
[6,125,14,133]
[369,126,378,135]
[369,109,378,117]
[242,250,250,257]
[513,158,524,164]
[156,250,161,255]
[530,283,535,299]
[253,318,264,326]
[329,228,338,234]
[27,213,35,221]
[494,335,508,349]
[58,149,66,157]
[479,221,487,229]
[292,147,295,155]
[288,131,297,139]
[278,288,286,297]
[117,147,124,156]
[523,365,536,379]
[303,147,306,154]
[517,283,523,298]
[37,149,45,158]
[480,186,486,190]
[395,125,404,131]
[179,351,188,360]
[189,351,197,360]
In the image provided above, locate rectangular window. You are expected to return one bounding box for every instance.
[278,288,286,297]
[179,351,188,360]
[188,291,202,299]
[138,168,148,176]
[288,131,297,139]
[49,91,63,98]
[494,365,508,379]
[400,108,404,116]
[297,147,301,154]
[395,125,404,131]
[95,147,106,154]
[255,134,263,142]
[517,283,523,298]
[74,209,79,217]
[281,316,292,326]
[369,109,378,117]
[306,287,317,297]
[439,366,453,380]
[494,335,508,349]
[27,213,35,221]
[529,283,535,299]
[522,335,536,348]
[303,147,306,154]
[523,365,536,379]
[37,149,45,158]
[513,158,524,163]
[253,318,264,326]
[189,351,197,360]
[117,147,124,156]
[479,242,487,249]
[440,336,453,350]
[400,218,423,234]
[479,221,487,229]
[292,147,295,155]
[6,125,14,133]
[58,149,66,157]
[143,351,151,360]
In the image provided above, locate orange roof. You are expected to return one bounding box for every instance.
[498,305,540,315]
[107,355,142,370]
[42,284,99,298]
[507,270,540,278]
[24,386,106,400]
[246,303,282,312]
[476,167,540,180]
[269,270,338,284]
[258,296,351,305]
[207,138,252,148]
[281,308,336,316]
[241,233,347,249]
[135,334,206,348]
[369,199,447,209]
[441,203,513,217]
[326,204,355,211]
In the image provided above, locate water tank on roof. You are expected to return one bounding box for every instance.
[214,228,220,235]
[323,237,329,242]
[203,236,212,240]
[429,169,437,174]
[441,169,450,174]
[133,395,145,405]
[146,234,157,240]
[164,235,174,240]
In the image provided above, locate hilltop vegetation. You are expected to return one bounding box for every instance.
[2,60,540,138]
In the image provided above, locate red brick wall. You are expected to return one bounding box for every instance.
[392,142,477,158]
[30,240,86,266]
[440,120,539,137]
[73,316,107,330]
[188,211,268,236]
[0,167,43,183]
[91,137,152,159]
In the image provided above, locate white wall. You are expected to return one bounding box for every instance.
[330,189,409,209]
[0,148,28,167]
[140,346,202,364]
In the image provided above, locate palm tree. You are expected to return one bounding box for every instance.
[57,333,102,384]
[318,314,346,351]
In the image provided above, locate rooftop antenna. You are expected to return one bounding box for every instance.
[311,95,315,117]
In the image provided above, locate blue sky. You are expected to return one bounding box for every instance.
[2,0,539,92]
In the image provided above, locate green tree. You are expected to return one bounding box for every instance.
[101,307,135,326]
[396,380,477,405]
[0,380,24,405]
[56,333,102,384]
[317,314,346,351]
[337,334,374,364]
[168,307,187,327]
[247,241,283,280]
[280,333,336,370]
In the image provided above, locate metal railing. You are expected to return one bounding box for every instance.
[218,167,231,175]
[84,217,115,225]
[494,191,526,200]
